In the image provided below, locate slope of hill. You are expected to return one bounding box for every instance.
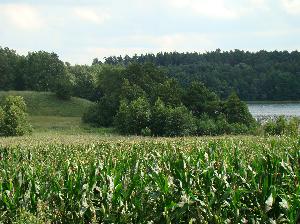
[0,91,93,117]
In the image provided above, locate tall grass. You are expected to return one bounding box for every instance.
[0,136,300,223]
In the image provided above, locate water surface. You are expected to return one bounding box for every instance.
[247,102,300,119]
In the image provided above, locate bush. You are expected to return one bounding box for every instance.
[0,96,32,136]
[196,114,252,136]
[150,98,168,136]
[114,97,151,135]
[82,96,116,127]
[223,92,254,126]
[228,123,249,134]
[164,105,196,137]
[141,127,152,136]
[0,106,4,129]
[263,119,277,135]
[274,115,287,135]
[214,114,231,135]
[286,117,300,136]
[55,72,73,100]
[263,116,300,136]
[196,114,217,136]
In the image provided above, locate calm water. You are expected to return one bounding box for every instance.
[247,102,300,119]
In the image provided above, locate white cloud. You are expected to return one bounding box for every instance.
[281,0,300,15]
[165,0,271,19]
[129,33,215,52]
[0,3,44,30]
[76,33,215,64]
[166,0,239,19]
[73,7,110,24]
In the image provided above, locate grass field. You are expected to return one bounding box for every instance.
[1,135,300,223]
[0,91,101,135]
[0,91,93,117]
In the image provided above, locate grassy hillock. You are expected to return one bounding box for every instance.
[0,91,93,117]
[0,91,107,134]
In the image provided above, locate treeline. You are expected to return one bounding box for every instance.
[2,47,300,102]
[82,63,256,136]
[99,50,300,100]
[0,47,100,101]
[0,46,256,136]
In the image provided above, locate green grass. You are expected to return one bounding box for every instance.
[29,116,116,135]
[0,135,300,223]
[0,91,100,135]
[0,91,93,117]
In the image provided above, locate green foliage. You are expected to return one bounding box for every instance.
[2,47,300,102]
[223,92,255,126]
[286,117,300,136]
[104,50,300,101]
[196,113,252,136]
[1,137,300,223]
[82,96,116,127]
[184,81,220,117]
[150,98,168,136]
[24,51,66,92]
[119,79,146,102]
[263,116,300,136]
[67,65,98,101]
[141,127,152,136]
[0,106,4,129]
[55,71,74,100]
[0,96,32,136]
[0,47,23,90]
[196,114,218,135]
[153,78,183,106]
[83,64,254,137]
[274,115,287,135]
[115,97,151,135]
[164,105,196,136]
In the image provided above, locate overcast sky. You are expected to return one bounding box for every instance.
[0,0,299,64]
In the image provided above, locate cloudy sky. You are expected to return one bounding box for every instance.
[0,0,299,64]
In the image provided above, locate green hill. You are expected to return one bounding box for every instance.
[0,91,93,117]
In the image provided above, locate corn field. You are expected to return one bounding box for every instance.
[0,136,300,223]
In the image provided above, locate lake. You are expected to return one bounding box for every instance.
[247,102,300,120]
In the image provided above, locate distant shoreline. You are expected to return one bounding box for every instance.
[247,101,300,104]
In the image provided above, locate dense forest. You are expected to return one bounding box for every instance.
[2,46,300,101]
[98,50,300,100]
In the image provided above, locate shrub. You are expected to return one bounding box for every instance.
[228,123,249,134]
[0,96,32,136]
[114,97,151,135]
[263,116,300,136]
[196,114,217,136]
[114,100,130,134]
[141,127,152,136]
[150,98,168,136]
[164,105,196,137]
[0,106,4,130]
[215,114,231,135]
[263,119,276,135]
[223,92,254,126]
[286,117,300,136]
[274,115,287,135]
[55,72,73,100]
[82,96,116,127]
